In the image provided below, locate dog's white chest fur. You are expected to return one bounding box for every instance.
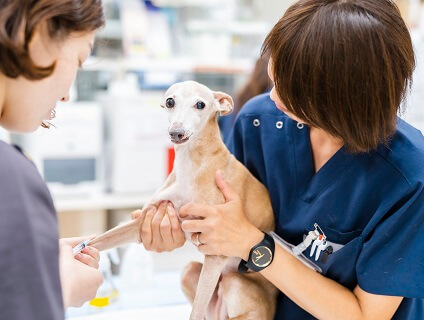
[170,146,196,209]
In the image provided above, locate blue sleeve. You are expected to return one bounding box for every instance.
[356,185,424,298]
[0,143,64,320]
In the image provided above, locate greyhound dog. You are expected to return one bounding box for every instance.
[89,81,278,319]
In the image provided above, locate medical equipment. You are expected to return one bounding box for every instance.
[89,249,120,308]
[103,76,171,194]
[11,102,104,196]
[73,240,91,256]
[270,232,322,273]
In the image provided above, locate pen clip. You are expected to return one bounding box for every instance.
[313,223,326,240]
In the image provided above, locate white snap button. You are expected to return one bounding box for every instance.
[253,119,260,127]
[276,121,283,129]
[297,123,304,129]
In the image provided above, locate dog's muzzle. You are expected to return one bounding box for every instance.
[169,127,190,144]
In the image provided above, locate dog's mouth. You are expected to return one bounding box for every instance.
[170,133,193,145]
[171,136,190,144]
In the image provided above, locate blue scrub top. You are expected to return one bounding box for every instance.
[226,93,424,320]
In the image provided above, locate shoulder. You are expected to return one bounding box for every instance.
[236,93,286,119]
[0,141,39,181]
[233,93,293,134]
[0,141,53,210]
[377,118,424,188]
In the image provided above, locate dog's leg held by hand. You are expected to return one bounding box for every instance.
[89,207,154,251]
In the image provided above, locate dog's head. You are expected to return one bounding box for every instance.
[161,81,234,145]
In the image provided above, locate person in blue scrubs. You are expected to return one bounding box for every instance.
[143,0,424,319]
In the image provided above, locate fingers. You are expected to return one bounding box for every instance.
[75,252,99,269]
[168,206,186,246]
[131,209,143,220]
[153,204,186,251]
[190,232,205,246]
[81,246,100,263]
[139,201,185,252]
[151,201,167,247]
[179,203,212,218]
[141,206,157,248]
[181,219,207,233]
[215,170,237,202]
[159,211,173,248]
[168,205,180,240]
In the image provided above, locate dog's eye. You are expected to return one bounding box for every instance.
[166,98,175,108]
[196,101,206,110]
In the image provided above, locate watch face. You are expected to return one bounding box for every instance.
[251,246,273,268]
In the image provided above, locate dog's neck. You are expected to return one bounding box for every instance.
[174,115,229,165]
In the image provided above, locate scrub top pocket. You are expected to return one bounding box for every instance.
[315,228,364,289]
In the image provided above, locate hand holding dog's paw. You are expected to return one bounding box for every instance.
[180,170,263,260]
[137,201,185,253]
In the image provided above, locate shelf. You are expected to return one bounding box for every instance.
[53,192,152,212]
[152,0,229,7]
[68,304,191,320]
[82,56,254,74]
[97,19,122,39]
[187,20,271,35]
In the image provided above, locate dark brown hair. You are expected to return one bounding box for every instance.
[0,0,105,80]
[263,0,415,153]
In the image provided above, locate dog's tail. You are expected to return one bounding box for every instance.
[190,255,228,320]
[89,216,142,251]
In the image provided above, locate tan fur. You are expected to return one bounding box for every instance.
[88,81,278,319]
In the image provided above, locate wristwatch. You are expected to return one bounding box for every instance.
[238,232,275,273]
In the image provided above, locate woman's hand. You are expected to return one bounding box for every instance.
[59,237,103,309]
[131,201,186,253]
[179,170,263,260]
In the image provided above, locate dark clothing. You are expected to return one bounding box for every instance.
[0,141,64,320]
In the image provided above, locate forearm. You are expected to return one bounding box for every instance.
[261,244,364,320]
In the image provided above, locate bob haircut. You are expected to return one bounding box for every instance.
[0,0,105,80]
[263,0,415,153]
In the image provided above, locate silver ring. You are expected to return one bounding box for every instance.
[196,232,204,246]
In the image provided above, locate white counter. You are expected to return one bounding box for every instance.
[69,304,191,320]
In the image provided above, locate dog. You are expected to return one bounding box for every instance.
[89,81,278,319]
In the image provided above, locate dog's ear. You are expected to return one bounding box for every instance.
[213,91,234,116]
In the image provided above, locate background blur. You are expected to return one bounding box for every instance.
[2,0,424,319]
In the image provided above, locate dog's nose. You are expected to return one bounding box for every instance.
[169,128,186,142]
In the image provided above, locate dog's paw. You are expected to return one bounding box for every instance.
[132,200,176,222]
[130,205,156,220]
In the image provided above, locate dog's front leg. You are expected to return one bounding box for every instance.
[88,214,145,251]
[90,171,178,252]
[190,255,228,320]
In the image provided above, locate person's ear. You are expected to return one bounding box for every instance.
[213,91,234,116]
